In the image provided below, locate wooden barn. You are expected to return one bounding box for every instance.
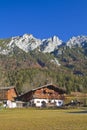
[18,84,66,107]
[0,86,18,108]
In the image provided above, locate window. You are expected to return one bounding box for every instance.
[58,101,62,104]
[37,101,40,103]
[43,90,46,94]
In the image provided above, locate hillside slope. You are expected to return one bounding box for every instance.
[0,34,87,94]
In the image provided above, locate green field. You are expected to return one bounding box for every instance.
[0,108,87,130]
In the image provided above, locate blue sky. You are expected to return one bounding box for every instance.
[0,0,87,41]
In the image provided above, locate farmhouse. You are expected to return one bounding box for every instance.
[18,84,66,107]
[0,86,18,108]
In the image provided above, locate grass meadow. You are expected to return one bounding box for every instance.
[0,108,87,130]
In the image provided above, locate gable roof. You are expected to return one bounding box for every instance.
[0,86,18,100]
[0,86,18,93]
[20,83,66,97]
[0,86,16,90]
[32,83,66,93]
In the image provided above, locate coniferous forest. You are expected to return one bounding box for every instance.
[0,40,87,94]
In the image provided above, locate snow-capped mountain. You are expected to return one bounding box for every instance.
[66,36,87,48]
[8,34,42,53]
[40,36,63,53]
[0,34,63,55]
[0,34,87,56]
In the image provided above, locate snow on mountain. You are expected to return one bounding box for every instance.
[1,34,87,56]
[0,48,10,55]
[40,36,63,53]
[1,34,87,67]
[0,34,63,54]
[66,36,87,48]
[51,58,61,66]
[8,34,42,52]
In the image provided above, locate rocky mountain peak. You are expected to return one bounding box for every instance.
[2,34,63,54]
[8,34,42,53]
[0,34,87,55]
[66,35,87,48]
[22,34,33,39]
[40,35,63,53]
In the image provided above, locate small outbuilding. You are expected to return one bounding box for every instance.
[0,86,18,108]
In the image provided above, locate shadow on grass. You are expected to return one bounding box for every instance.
[68,110,87,114]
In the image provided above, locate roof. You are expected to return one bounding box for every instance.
[0,86,18,93]
[0,86,16,90]
[33,83,65,91]
[20,83,66,96]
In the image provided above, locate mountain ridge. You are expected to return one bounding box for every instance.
[0,34,87,55]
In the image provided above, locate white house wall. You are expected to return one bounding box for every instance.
[30,99,63,107]
[31,99,48,107]
[7,100,17,108]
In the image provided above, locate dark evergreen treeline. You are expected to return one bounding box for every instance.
[3,68,87,94]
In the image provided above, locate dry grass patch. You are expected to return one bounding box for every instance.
[0,108,87,130]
